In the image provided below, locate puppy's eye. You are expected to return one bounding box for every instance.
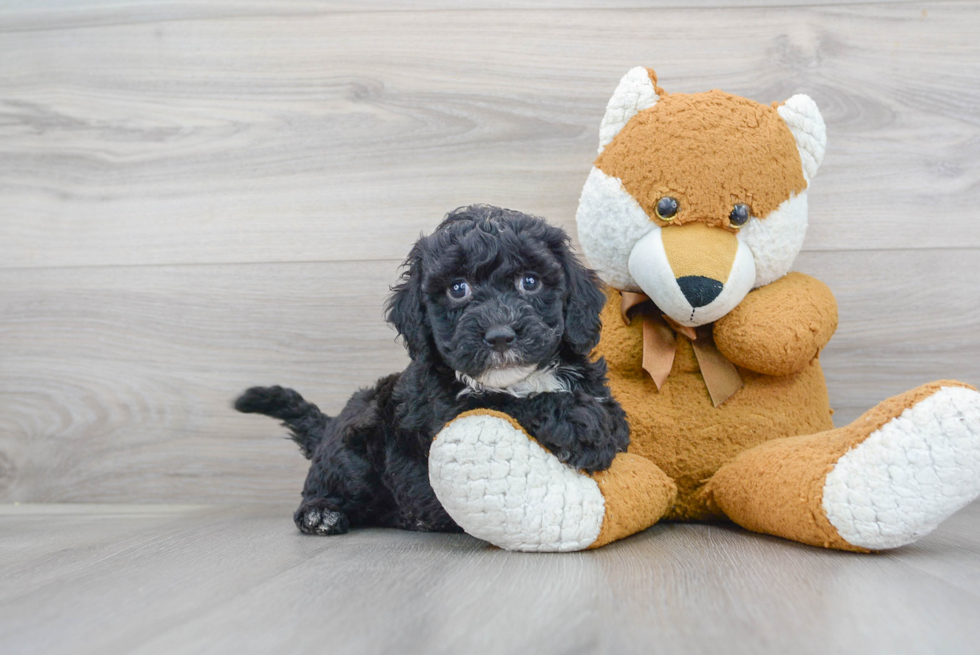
[518,274,541,293]
[729,203,751,228]
[447,279,471,301]
[655,197,679,221]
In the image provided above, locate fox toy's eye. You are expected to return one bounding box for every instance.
[656,197,679,221]
[729,203,751,227]
[447,279,471,301]
[518,274,541,293]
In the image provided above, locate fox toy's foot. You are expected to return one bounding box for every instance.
[709,381,980,551]
[429,409,675,552]
[822,383,980,549]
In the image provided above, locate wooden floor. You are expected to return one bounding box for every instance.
[3,502,980,655]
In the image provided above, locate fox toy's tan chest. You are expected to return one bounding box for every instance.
[594,293,834,520]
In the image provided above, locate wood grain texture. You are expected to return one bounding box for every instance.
[1,501,979,655]
[0,259,407,504]
[1,1,979,505]
[1,249,978,504]
[2,2,979,269]
[0,0,932,32]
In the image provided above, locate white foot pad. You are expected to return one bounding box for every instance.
[823,386,980,549]
[429,413,605,552]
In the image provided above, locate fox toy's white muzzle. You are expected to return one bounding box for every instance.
[628,224,756,327]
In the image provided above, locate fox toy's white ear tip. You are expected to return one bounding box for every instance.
[597,67,661,154]
[634,66,658,85]
[777,94,827,183]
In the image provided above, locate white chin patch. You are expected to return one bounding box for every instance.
[471,365,537,389]
[739,192,808,288]
[575,166,655,291]
[627,228,757,327]
[456,363,573,399]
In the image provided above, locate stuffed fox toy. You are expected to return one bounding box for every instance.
[427,67,980,552]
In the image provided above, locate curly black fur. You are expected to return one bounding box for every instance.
[235,205,630,536]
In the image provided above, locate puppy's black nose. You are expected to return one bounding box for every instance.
[484,325,516,352]
[676,275,723,308]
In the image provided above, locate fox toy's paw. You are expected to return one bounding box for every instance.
[822,383,980,550]
[429,410,605,552]
[709,381,980,552]
[429,409,676,552]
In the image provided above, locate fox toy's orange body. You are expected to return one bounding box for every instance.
[596,282,836,521]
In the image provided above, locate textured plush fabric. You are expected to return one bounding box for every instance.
[776,95,827,184]
[595,288,836,520]
[627,225,758,326]
[597,66,662,154]
[580,70,840,528]
[576,166,657,292]
[595,88,807,230]
[430,409,606,552]
[714,272,838,376]
[706,381,979,551]
[738,192,809,287]
[573,69,980,551]
[587,453,677,548]
[661,222,738,282]
[823,386,980,549]
[431,409,677,551]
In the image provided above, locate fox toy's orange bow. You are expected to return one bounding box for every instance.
[620,292,743,407]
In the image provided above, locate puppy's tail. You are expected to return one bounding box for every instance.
[234,386,329,460]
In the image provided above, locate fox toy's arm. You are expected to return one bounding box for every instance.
[713,272,838,376]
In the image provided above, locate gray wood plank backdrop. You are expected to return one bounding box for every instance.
[1,0,979,504]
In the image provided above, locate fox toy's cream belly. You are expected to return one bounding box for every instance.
[594,296,834,520]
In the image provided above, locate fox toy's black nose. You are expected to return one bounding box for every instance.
[677,275,723,308]
[484,325,516,352]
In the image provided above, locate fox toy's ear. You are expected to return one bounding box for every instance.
[384,243,432,360]
[597,67,661,154]
[777,94,827,184]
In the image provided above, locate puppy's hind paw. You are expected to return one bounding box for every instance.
[294,502,350,536]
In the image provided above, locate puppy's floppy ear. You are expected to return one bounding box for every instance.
[384,242,431,360]
[559,248,607,356]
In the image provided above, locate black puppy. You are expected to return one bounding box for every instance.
[236,205,629,536]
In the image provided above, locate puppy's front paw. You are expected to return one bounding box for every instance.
[547,404,624,473]
[294,501,350,536]
[558,442,618,474]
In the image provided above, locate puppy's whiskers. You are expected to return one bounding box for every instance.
[487,349,524,368]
